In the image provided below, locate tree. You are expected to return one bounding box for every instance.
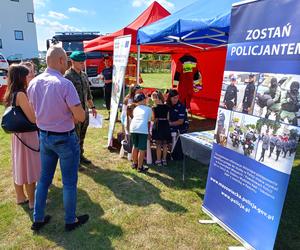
[232,117,240,123]
[256,118,281,134]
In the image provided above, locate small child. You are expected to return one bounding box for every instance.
[120,84,141,131]
[130,93,152,172]
[122,103,135,156]
[151,91,171,166]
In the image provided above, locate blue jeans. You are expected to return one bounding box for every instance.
[33,131,80,224]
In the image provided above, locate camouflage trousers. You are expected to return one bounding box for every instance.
[75,111,89,158]
[280,110,298,125]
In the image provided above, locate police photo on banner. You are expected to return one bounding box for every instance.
[203,0,300,249]
[107,35,132,147]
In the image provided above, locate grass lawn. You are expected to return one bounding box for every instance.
[0,78,299,249]
[141,73,172,90]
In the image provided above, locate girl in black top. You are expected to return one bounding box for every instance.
[151,91,171,166]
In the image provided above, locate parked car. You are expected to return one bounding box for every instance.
[0,53,9,102]
[0,53,9,70]
[0,68,8,87]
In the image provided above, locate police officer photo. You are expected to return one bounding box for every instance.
[64,51,97,167]
[268,134,278,158]
[242,73,256,114]
[275,137,283,161]
[223,75,238,110]
[215,112,226,144]
[258,130,270,162]
[101,56,113,120]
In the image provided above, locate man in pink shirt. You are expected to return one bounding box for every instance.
[27,46,89,231]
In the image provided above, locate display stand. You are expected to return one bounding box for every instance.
[228,246,247,250]
[171,132,178,151]
[201,206,254,250]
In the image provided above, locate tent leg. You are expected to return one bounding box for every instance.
[137,45,140,84]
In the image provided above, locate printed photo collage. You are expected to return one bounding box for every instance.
[215,71,300,174]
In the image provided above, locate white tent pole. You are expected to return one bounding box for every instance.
[168,40,205,51]
[184,33,226,41]
[137,45,140,84]
[210,28,226,34]
[181,30,197,40]
[207,37,227,43]
[205,43,228,51]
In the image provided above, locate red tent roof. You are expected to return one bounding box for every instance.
[84,1,170,52]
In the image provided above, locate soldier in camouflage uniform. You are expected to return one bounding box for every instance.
[64,51,97,166]
[280,81,300,125]
[265,77,281,120]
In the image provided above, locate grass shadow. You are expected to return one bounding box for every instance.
[146,159,208,192]
[21,185,122,250]
[93,95,107,112]
[275,164,300,250]
[83,164,187,214]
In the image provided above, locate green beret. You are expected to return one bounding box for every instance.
[70,51,86,62]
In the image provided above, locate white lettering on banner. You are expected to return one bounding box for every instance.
[214,152,278,198]
[245,23,292,41]
[232,23,298,57]
[230,43,300,57]
[210,176,275,221]
[209,151,279,221]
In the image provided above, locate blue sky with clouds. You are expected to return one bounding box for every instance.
[33,0,196,50]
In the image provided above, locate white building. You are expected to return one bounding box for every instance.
[0,0,38,60]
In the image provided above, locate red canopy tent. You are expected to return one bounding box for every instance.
[84,1,170,52]
[84,1,227,120]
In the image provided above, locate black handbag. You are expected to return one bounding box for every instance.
[1,92,38,133]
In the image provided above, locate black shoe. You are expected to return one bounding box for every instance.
[80,156,91,164]
[105,117,110,120]
[137,166,148,173]
[31,215,51,231]
[65,214,89,232]
[131,163,137,169]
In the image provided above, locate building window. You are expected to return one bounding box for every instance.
[14,30,24,40]
[10,0,20,2]
[27,13,34,22]
[0,39,2,49]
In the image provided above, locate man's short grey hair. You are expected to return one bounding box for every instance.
[46,46,66,65]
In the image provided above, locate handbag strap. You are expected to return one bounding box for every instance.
[12,92,18,107]
[14,133,40,152]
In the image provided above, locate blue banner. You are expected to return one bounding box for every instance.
[203,0,300,249]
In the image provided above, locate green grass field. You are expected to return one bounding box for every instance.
[0,74,299,249]
[141,73,172,90]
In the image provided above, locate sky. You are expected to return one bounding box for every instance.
[33,0,196,51]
